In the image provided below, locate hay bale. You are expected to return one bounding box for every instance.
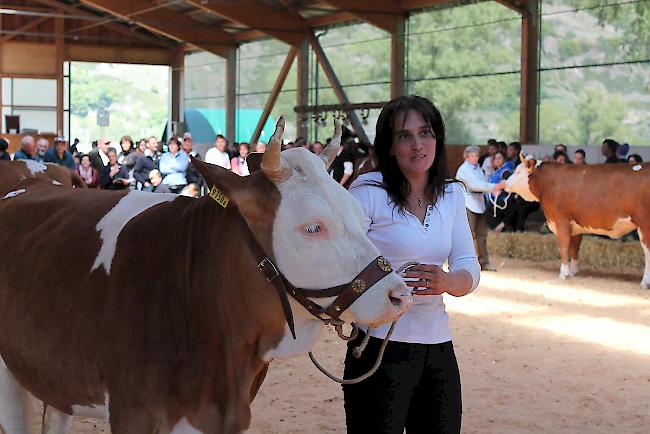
[487,232,645,268]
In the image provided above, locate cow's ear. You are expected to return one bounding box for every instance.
[526,158,537,171]
[191,156,248,205]
[246,152,263,174]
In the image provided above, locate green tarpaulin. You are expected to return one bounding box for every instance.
[167,108,276,144]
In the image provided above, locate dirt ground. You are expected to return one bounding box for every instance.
[25,256,650,433]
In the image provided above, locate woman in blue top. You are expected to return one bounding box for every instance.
[487,150,513,207]
[344,96,480,434]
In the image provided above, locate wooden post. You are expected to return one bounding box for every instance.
[520,0,539,144]
[55,16,64,136]
[225,47,237,145]
[391,18,406,99]
[296,39,309,140]
[170,46,185,136]
[251,47,297,144]
[307,31,370,144]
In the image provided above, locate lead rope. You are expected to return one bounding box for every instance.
[488,191,512,218]
[308,320,397,385]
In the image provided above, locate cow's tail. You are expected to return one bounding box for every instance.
[70,171,87,188]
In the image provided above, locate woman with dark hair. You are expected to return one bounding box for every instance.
[344,95,479,434]
[118,134,138,171]
[628,154,643,164]
[76,154,100,188]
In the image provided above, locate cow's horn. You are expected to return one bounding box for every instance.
[519,151,526,162]
[319,120,342,169]
[261,116,291,182]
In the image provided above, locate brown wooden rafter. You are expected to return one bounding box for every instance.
[78,0,235,57]
[31,0,172,47]
[185,0,305,46]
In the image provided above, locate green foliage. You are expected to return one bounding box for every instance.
[70,62,168,144]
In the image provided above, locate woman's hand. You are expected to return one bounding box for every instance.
[403,264,473,297]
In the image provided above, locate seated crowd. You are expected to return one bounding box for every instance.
[1,130,373,196]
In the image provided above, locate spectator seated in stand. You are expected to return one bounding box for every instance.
[133,136,160,191]
[628,154,643,164]
[100,148,130,190]
[231,143,250,176]
[44,137,75,169]
[36,138,49,161]
[552,150,569,164]
[77,154,100,188]
[574,149,587,165]
[149,169,170,193]
[180,183,200,198]
[158,137,189,193]
[13,136,40,162]
[0,138,10,161]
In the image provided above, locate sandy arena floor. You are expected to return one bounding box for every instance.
[24,256,650,433]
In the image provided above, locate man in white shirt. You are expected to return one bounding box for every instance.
[456,145,505,271]
[204,134,231,170]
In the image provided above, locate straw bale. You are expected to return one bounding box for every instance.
[487,232,644,268]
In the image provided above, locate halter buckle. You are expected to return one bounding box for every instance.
[257,257,280,282]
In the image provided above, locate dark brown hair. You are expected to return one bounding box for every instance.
[371,95,451,209]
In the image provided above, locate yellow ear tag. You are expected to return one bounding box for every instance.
[209,185,230,208]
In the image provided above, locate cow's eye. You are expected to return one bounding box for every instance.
[305,224,321,234]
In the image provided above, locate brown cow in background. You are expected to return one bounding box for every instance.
[505,156,650,288]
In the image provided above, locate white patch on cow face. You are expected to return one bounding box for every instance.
[569,217,636,239]
[263,304,324,361]
[270,148,410,327]
[2,189,26,200]
[170,417,203,434]
[52,180,63,186]
[0,355,30,434]
[22,159,47,175]
[504,162,538,202]
[92,191,177,274]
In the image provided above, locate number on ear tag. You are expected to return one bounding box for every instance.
[209,185,230,208]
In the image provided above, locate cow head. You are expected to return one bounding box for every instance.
[192,118,411,332]
[504,152,540,202]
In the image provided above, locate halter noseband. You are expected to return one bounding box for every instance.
[237,214,393,339]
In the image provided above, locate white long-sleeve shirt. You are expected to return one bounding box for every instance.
[349,172,480,344]
[204,147,231,170]
[455,160,496,214]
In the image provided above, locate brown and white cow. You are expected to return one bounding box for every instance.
[0,119,411,434]
[505,155,650,288]
[0,160,86,193]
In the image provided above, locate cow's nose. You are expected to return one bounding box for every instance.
[389,286,412,312]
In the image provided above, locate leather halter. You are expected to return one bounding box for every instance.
[236,213,394,339]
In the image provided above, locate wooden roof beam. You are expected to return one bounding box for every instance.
[494,0,528,14]
[321,0,404,32]
[31,0,172,47]
[0,16,50,44]
[78,0,235,57]
[184,0,305,46]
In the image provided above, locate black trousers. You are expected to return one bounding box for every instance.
[343,332,462,434]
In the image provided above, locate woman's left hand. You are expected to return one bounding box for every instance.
[403,264,449,295]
